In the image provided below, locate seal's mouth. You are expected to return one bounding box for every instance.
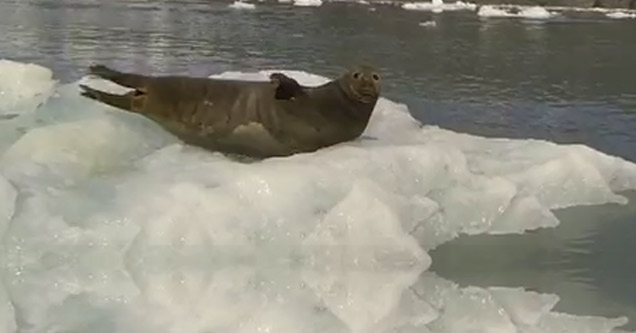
[352,86,379,103]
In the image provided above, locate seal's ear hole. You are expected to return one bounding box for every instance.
[353,72,361,80]
[372,74,380,81]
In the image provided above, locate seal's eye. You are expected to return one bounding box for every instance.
[352,72,361,80]
[372,74,380,81]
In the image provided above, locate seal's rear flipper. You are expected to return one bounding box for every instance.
[80,84,136,112]
[269,73,305,100]
[88,64,147,90]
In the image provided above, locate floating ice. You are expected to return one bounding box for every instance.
[419,20,438,27]
[0,60,56,115]
[328,0,370,4]
[412,273,630,333]
[471,4,636,19]
[229,0,256,9]
[478,5,556,19]
[0,276,16,333]
[402,0,477,13]
[293,0,323,6]
[1,59,636,332]
[606,11,636,19]
[477,5,512,17]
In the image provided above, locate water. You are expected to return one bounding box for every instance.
[2,0,635,158]
[1,0,636,332]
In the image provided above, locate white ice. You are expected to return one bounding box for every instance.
[419,20,438,27]
[0,59,56,116]
[478,5,556,19]
[524,5,636,15]
[606,11,636,18]
[293,0,323,7]
[402,0,477,13]
[1,59,636,332]
[229,0,256,9]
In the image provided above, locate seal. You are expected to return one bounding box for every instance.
[79,64,381,158]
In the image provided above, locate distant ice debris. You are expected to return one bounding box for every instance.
[478,5,556,19]
[229,0,256,9]
[419,20,437,27]
[477,5,513,17]
[606,11,636,18]
[543,5,636,14]
[402,0,477,13]
[293,0,323,6]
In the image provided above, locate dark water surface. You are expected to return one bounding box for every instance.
[1,0,636,330]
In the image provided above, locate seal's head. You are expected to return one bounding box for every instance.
[338,64,381,104]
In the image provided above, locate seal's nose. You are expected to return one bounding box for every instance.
[360,76,379,94]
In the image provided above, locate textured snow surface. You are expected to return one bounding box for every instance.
[0,59,635,332]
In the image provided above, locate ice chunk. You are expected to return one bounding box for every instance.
[429,175,517,235]
[419,20,438,27]
[518,6,554,18]
[478,5,516,17]
[293,0,323,7]
[119,266,350,333]
[489,287,560,326]
[301,180,430,269]
[229,0,256,9]
[0,277,16,333]
[0,59,56,115]
[533,312,628,333]
[402,0,477,13]
[374,288,439,332]
[427,286,517,333]
[0,116,173,188]
[606,11,636,19]
[415,127,636,210]
[0,175,16,238]
[478,5,556,19]
[236,301,349,333]
[489,195,560,234]
[0,62,636,333]
[301,269,423,333]
[411,274,631,333]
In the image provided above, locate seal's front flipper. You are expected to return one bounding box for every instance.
[88,64,147,90]
[80,84,138,112]
[269,73,305,100]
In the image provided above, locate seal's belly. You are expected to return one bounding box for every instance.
[140,80,361,157]
[144,92,295,157]
[220,122,291,157]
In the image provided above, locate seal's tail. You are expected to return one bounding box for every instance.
[80,84,133,112]
[88,64,147,90]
